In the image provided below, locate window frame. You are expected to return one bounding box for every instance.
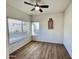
[7,17,30,44]
[32,21,40,36]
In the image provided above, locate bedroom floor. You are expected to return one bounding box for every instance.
[10,41,71,59]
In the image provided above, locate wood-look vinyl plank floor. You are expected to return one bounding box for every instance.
[10,41,71,59]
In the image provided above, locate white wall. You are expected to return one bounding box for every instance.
[32,13,64,44]
[63,3,72,57]
[6,4,31,21]
[6,20,9,59]
[6,4,32,54]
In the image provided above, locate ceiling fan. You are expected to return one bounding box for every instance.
[24,0,49,12]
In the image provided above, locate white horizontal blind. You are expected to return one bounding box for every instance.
[8,18,30,44]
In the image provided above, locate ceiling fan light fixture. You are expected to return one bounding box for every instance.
[24,1,49,12]
[35,6,40,10]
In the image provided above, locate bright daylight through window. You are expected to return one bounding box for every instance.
[32,22,39,36]
[8,18,30,44]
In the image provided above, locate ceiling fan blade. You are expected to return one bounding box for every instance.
[39,9,43,12]
[40,5,49,8]
[31,8,35,11]
[24,1,35,6]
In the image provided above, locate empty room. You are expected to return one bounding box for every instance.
[6,0,72,59]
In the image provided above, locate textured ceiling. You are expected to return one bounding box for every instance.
[6,0,72,15]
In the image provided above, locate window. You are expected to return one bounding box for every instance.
[8,18,30,44]
[23,22,30,32]
[32,22,39,36]
[23,21,30,36]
